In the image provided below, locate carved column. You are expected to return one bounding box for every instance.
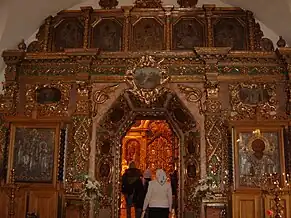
[164,6,174,50]
[278,48,291,115]
[195,47,230,193]
[122,7,132,52]
[246,11,255,50]
[64,53,95,190]
[203,5,215,47]
[43,16,52,52]
[81,7,93,49]
[0,116,8,183]
[2,50,24,116]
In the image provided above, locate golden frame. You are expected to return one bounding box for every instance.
[233,126,286,191]
[7,122,60,186]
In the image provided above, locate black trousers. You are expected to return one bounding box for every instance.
[148,207,169,218]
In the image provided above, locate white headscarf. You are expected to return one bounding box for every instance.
[156,169,167,185]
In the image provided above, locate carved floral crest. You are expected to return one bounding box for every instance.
[229,83,278,120]
[125,55,170,105]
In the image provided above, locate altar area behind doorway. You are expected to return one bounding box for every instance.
[120,120,179,218]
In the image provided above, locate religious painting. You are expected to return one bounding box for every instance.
[124,139,141,167]
[133,67,162,89]
[36,87,62,104]
[235,128,284,189]
[54,18,84,51]
[131,18,164,51]
[9,125,58,183]
[172,18,204,50]
[213,18,246,50]
[238,84,271,105]
[92,18,123,51]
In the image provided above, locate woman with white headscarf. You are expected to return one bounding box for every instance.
[141,169,172,218]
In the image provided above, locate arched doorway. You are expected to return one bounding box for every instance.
[95,90,199,218]
[120,119,179,218]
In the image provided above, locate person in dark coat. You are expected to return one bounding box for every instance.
[122,162,142,218]
[133,169,152,218]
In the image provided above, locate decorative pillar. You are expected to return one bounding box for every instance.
[164,6,174,50]
[194,47,230,193]
[2,48,24,116]
[43,16,52,51]
[278,48,291,115]
[122,7,132,52]
[81,7,93,49]
[203,5,215,47]
[246,11,255,50]
[64,52,96,191]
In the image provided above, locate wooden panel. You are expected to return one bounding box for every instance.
[29,191,57,218]
[0,190,8,218]
[65,203,82,218]
[15,190,27,218]
[233,193,261,218]
[64,197,83,218]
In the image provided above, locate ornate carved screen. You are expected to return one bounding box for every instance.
[26,5,270,53]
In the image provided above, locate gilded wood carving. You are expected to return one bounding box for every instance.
[0,3,291,218]
[229,83,279,120]
[95,90,198,217]
[25,83,71,118]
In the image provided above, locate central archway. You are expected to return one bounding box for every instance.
[95,90,199,218]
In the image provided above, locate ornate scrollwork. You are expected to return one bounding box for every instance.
[25,83,71,117]
[229,83,278,120]
[178,84,202,103]
[125,55,170,105]
[92,84,119,117]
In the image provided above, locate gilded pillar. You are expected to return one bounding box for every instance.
[65,52,96,194]
[0,115,8,182]
[43,16,52,52]
[278,48,291,115]
[122,6,132,52]
[195,47,230,192]
[164,6,173,50]
[246,11,255,50]
[2,50,24,116]
[203,5,215,47]
[81,7,93,49]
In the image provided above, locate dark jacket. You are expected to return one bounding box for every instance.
[170,170,178,196]
[121,168,142,195]
[133,178,151,209]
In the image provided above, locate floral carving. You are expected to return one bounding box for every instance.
[125,55,170,105]
[25,83,71,117]
[229,83,278,120]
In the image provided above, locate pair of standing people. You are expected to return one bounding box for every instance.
[122,162,172,218]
